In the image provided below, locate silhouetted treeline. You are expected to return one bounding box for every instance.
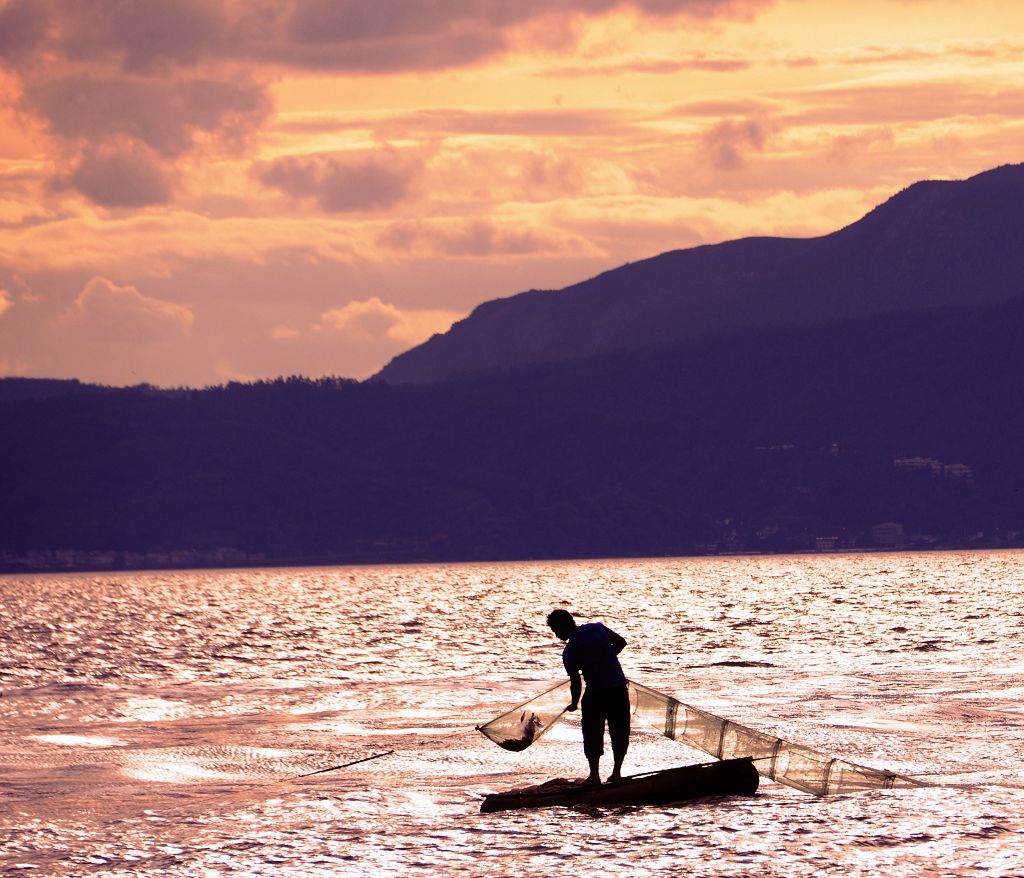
[3,300,1024,571]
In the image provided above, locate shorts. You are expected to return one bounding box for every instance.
[581,683,630,759]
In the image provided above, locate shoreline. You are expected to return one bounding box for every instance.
[3,540,1021,577]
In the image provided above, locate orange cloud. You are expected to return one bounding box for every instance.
[60,277,194,343]
[314,296,462,345]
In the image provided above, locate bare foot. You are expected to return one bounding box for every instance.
[607,773,622,783]
[581,775,602,788]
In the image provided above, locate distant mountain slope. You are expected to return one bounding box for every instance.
[375,163,1024,385]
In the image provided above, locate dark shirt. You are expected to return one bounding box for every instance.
[562,622,627,690]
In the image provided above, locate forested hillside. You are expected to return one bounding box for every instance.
[4,297,1023,571]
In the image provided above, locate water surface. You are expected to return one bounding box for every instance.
[2,552,1023,876]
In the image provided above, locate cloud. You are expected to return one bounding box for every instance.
[62,141,174,207]
[271,324,302,341]
[55,0,227,73]
[314,296,461,345]
[701,116,776,169]
[0,0,46,60]
[0,0,228,74]
[268,0,774,72]
[0,273,37,305]
[274,106,641,141]
[545,52,751,77]
[784,82,1024,126]
[60,277,194,343]
[15,71,271,208]
[23,75,271,158]
[253,149,423,213]
[825,40,1024,68]
[0,0,772,214]
[0,0,774,77]
[0,210,363,276]
[670,98,775,118]
[823,127,897,164]
[379,219,580,258]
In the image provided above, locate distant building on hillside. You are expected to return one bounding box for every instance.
[943,463,975,482]
[894,456,942,474]
[871,521,904,547]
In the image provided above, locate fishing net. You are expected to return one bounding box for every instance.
[476,680,572,751]
[627,680,926,796]
[478,678,926,796]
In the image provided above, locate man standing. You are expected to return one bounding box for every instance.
[547,609,630,786]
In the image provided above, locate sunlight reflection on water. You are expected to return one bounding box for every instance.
[31,734,127,748]
[1,551,1023,877]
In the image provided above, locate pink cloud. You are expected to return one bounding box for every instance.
[546,53,751,77]
[62,141,174,207]
[670,98,775,118]
[24,75,270,158]
[701,116,776,170]
[277,0,770,71]
[0,0,46,60]
[15,70,270,207]
[56,0,226,73]
[823,127,897,164]
[0,0,774,76]
[253,149,423,213]
[784,82,1024,126]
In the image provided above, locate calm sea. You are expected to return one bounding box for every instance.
[2,552,1023,877]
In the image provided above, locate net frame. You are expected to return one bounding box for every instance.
[476,680,572,751]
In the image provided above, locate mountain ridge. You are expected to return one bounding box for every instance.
[375,162,1024,385]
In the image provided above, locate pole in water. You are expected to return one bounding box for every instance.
[290,749,396,780]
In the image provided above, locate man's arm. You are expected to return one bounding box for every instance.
[567,670,582,711]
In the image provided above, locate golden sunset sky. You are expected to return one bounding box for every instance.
[1,0,1022,386]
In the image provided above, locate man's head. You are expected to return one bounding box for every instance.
[547,608,577,641]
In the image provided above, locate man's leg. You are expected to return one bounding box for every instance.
[580,689,604,786]
[607,685,630,782]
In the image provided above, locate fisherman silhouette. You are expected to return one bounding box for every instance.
[546,609,629,786]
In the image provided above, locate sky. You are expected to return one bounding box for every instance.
[0,0,1022,387]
